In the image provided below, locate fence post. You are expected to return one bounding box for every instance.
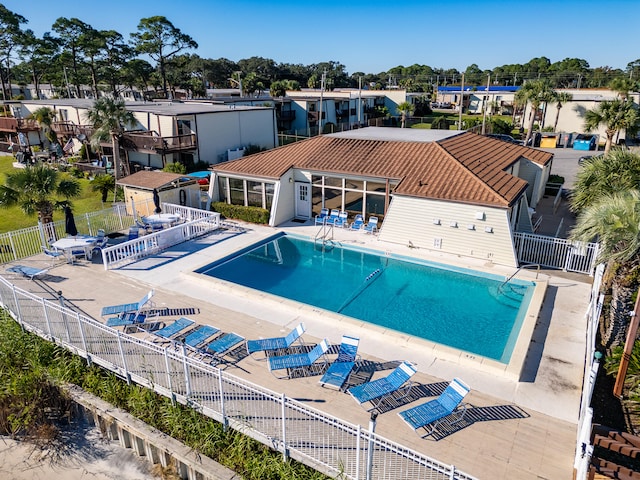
[281,393,289,461]
[218,369,227,430]
[76,312,90,364]
[449,465,456,479]
[7,231,17,262]
[11,284,24,330]
[116,331,131,385]
[355,424,361,480]
[182,343,191,398]
[164,347,175,402]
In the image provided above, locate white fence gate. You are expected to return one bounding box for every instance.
[513,232,599,275]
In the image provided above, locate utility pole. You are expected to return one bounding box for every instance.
[358,76,362,126]
[318,70,326,135]
[458,73,464,129]
[481,74,491,135]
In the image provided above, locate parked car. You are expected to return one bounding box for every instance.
[486,134,524,145]
[578,154,602,165]
[573,134,597,151]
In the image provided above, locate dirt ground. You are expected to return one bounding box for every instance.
[0,419,156,480]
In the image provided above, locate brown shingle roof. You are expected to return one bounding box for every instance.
[212,132,553,208]
[117,171,187,190]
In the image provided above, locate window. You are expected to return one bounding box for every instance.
[247,180,263,207]
[229,178,244,205]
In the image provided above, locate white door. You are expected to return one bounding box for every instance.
[295,182,311,219]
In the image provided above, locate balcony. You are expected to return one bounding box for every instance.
[51,122,94,138]
[0,117,40,132]
[278,110,296,121]
[121,131,197,154]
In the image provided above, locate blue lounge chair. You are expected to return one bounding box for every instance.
[314,208,329,225]
[326,209,340,225]
[268,339,330,379]
[333,211,348,228]
[398,378,470,437]
[348,361,416,411]
[204,332,245,363]
[6,265,50,281]
[182,325,220,349]
[101,290,155,317]
[319,335,360,391]
[349,214,364,231]
[363,216,379,234]
[148,317,195,342]
[246,322,305,358]
[103,290,155,327]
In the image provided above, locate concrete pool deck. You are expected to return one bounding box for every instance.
[2,221,593,479]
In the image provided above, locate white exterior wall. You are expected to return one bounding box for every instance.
[379,196,518,267]
[195,108,276,164]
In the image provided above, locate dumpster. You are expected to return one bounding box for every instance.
[560,132,574,148]
[540,134,559,148]
[573,134,597,151]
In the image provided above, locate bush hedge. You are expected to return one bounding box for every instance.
[212,202,270,224]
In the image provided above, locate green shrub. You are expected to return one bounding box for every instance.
[69,166,84,178]
[212,202,269,224]
[163,162,186,174]
[490,118,513,135]
[431,116,449,130]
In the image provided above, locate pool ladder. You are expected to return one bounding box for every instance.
[315,222,334,246]
[498,263,541,296]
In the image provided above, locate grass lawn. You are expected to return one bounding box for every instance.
[0,154,109,234]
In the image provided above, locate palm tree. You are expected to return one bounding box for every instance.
[570,148,640,212]
[0,165,81,225]
[515,79,554,145]
[609,77,639,101]
[570,189,640,347]
[396,101,415,128]
[28,106,58,145]
[89,174,115,203]
[584,99,640,154]
[552,91,573,132]
[84,96,136,181]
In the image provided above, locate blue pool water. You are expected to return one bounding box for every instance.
[197,234,535,363]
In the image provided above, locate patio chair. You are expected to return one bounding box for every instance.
[128,226,141,240]
[348,361,416,411]
[6,264,51,281]
[268,339,330,379]
[42,246,65,266]
[398,378,470,438]
[92,232,109,255]
[326,209,340,225]
[246,322,305,359]
[333,211,349,228]
[314,208,329,225]
[147,317,195,342]
[349,214,364,231]
[319,335,360,391]
[363,216,379,234]
[102,289,154,316]
[203,332,245,363]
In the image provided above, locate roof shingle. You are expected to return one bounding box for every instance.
[212,131,553,208]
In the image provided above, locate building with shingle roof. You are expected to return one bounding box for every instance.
[209,127,553,266]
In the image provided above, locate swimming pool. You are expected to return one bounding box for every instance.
[197,234,535,363]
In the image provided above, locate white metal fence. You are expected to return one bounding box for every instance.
[0,204,133,265]
[101,213,221,269]
[513,232,599,275]
[573,263,605,478]
[0,275,476,480]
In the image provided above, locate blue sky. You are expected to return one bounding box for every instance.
[5,0,639,74]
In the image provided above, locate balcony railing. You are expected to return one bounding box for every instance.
[0,117,40,132]
[51,122,94,138]
[121,131,197,154]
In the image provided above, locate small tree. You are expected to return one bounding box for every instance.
[396,101,415,128]
[163,162,186,174]
[90,174,115,203]
[584,99,640,154]
[0,165,81,225]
